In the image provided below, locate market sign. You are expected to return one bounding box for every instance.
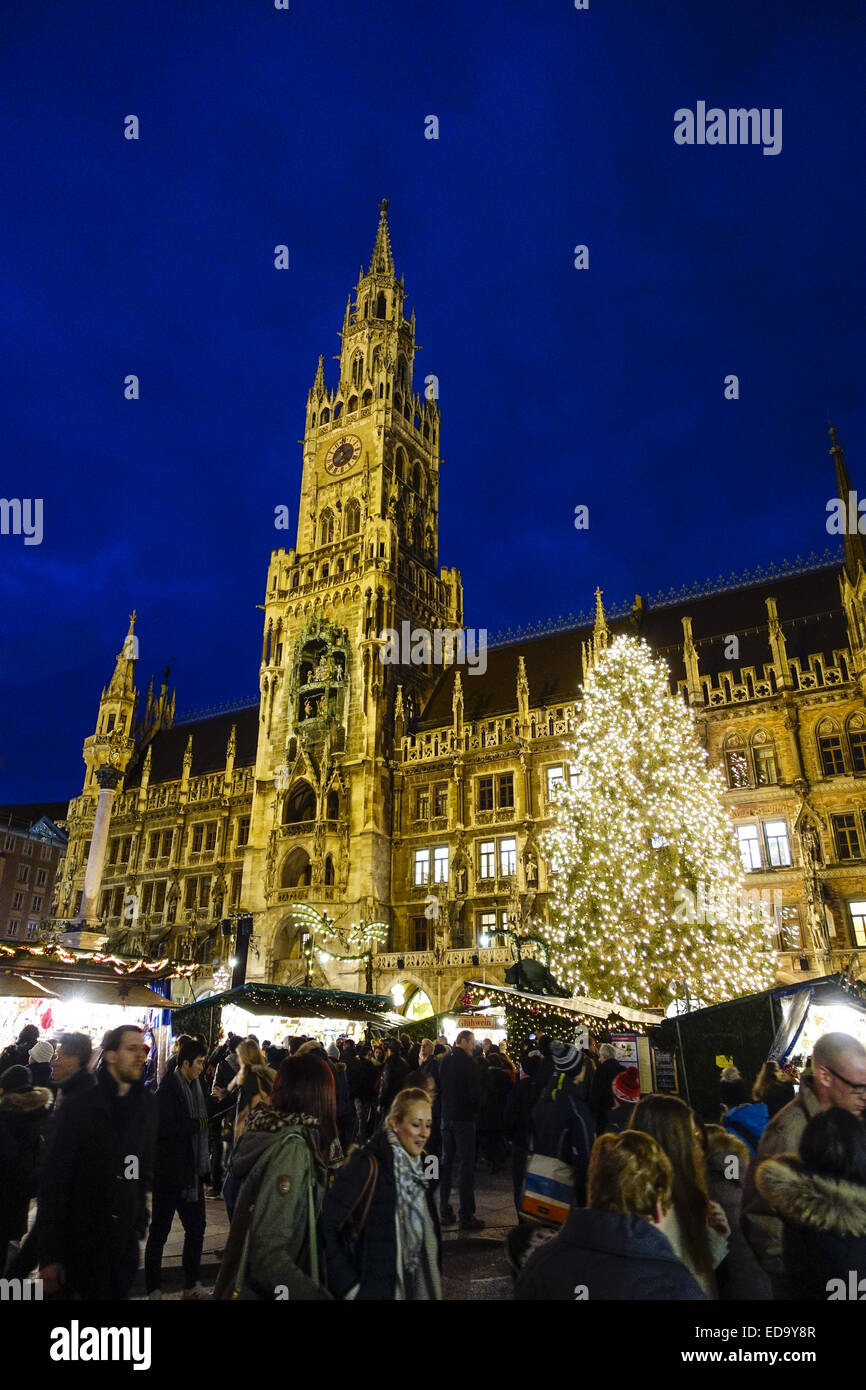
[457,1015,499,1030]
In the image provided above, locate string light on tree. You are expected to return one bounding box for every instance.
[542,632,777,1010]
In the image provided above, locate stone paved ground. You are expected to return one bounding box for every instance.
[131,1166,518,1302]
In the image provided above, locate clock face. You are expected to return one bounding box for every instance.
[324,434,362,475]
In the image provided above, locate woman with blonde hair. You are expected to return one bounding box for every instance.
[629,1094,729,1297]
[323,1086,442,1300]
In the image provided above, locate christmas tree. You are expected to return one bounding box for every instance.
[543,625,777,1010]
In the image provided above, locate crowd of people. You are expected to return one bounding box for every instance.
[2,1017,866,1301]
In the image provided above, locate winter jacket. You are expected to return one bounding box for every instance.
[37,1069,156,1299]
[756,1155,866,1300]
[439,1048,483,1124]
[0,1086,53,1241]
[214,1107,333,1300]
[740,1083,822,1278]
[348,1056,378,1104]
[589,1057,623,1128]
[516,1206,706,1301]
[722,1101,769,1155]
[377,1054,410,1115]
[530,1074,596,1208]
[479,1065,512,1133]
[153,1070,208,1192]
[705,1150,772,1300]
[766,1081,796,1118]
[323,1125,442,1300]
[601,1102,635,1135]
[504,1075,538,1146]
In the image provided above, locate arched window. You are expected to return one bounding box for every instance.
[375,292,387,319]
[351,353,363,388]
[344,497,361,535]
[319,510,335,546]
[847,713,866,772]
[393,391,403,414]
[326,789,339,819]
[362,389,373,408]
[413,461,425,495]
[284,781,316,824]
[751,729,778,786]
[324,854,335,886]
[280,847,312,888]
[347,395,358,414]
[394,447,407,483]
[320,407,330,423]
[333,401,343,420]
[291,571,299,590]
[817,717,845,777]
[724,732,750,789]
[310,412,316,427]
[397,354,409,389]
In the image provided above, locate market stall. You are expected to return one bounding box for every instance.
[170,981,404,1053]
[0,939,192,1071]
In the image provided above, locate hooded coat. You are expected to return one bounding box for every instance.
[755,1156,866,1300]
[0,1085,53,1243]
[740,1083,822,1278]
[214,1105,333,1300]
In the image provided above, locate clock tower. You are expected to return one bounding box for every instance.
[247,200,463,964]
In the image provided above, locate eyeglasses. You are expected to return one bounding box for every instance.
[825,1064,866,1096]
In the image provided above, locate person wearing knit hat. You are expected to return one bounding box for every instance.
[0,1064,34,1094]
[526,1043,596,1214]
[29,1040,55,1089]
[604,1067,641,1135]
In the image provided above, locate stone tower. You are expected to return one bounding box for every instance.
[81,612,139,794]
[247,201,463,971]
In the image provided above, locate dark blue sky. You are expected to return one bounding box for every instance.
[1,0,864,802]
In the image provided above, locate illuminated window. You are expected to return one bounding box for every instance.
[763,820,791,867]
[413,849,429,886]
[737,825,762,872]
[499,837,517,876]
[433,846,449,883]
[479,841,495,879]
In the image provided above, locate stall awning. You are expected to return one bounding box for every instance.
[464,981,663,1028]
[0,972,60,999]
[172,982,400,1029]
[26,975,178,1009]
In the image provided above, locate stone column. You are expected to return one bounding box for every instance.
[77,765,122,923]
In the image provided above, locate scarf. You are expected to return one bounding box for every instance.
[174,1070,209,1201]
[386,1127,430,1275]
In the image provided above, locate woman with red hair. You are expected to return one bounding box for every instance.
[214,1053,340,1300]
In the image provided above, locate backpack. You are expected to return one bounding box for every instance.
[522,1080,594,1226]
[722,1101,769,1155]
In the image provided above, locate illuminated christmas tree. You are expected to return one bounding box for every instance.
[543,611,776,1010]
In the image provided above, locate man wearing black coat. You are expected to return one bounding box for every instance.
[144,1037,210,1298]
[589,1044,624,1131]
[377,1040,410,1122]
[348,1043,379,1145]
[37,1024,156,1301]
[438,1029,484,1231]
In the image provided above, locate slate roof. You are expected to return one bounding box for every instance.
[124,706,259,787]
[419,562,846,729]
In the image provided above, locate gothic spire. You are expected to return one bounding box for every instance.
[368,198,394,277]
[829,423,866,582]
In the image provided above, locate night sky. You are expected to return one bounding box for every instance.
[1,0,864,803]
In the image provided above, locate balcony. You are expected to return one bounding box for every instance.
[273,886,339,904]
[776,946,866,980]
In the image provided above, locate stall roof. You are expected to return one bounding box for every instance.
[172,982,401,1028]
[23,975,177,1009]
[464,981,663,1027]
[665,975,866,1022]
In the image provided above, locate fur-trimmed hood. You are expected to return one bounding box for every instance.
[756,1155,866,1238]
[0,1085,52,1113]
